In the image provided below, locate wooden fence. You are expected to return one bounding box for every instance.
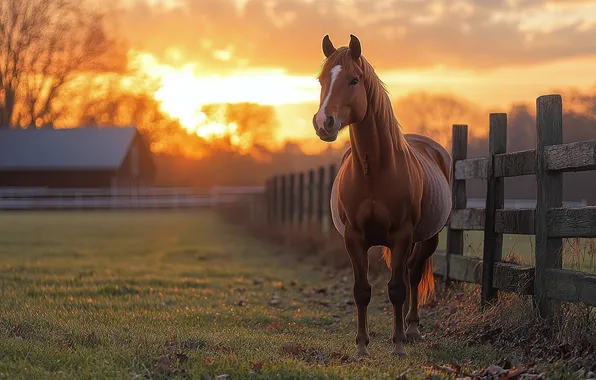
[256,94,596,317]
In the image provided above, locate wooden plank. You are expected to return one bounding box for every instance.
[279,175,287,225]
[493,263,534,295]
[446,125,468,283]
[495,209,535,235]
[482,113,507,306]
[317,167,325,226]
[547,206,596,238]
[433,251,534,295]
[265,179,273,224]
[288,173,295,226]
[545,269,596,307]
[297,172,305,228]
[454,157,488,180]
[450,208,485,230]
[545,140,596,172]
[494,149,536,177]
[534,94,564,319]
[433,251,481,284]
[271,177,278,224]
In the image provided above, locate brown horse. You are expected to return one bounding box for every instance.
[313,34,452,357]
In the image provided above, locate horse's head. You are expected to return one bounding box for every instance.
[313,34,368,142]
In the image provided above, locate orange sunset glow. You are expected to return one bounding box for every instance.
[3,0,596,158]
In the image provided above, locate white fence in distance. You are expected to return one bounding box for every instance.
[0,186,265,210]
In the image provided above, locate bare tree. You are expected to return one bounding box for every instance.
[393,92,485,147]
[0,0,121,128]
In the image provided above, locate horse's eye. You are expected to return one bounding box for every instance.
[349,78,359,87]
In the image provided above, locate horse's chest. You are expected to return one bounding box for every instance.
[338,170,413,231]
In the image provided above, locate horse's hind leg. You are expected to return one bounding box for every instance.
[405,234,439,342]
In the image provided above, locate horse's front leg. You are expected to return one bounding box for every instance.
[344,227,371,356]
[388,230,413,357]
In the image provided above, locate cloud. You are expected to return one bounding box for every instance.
[110,0,596,75]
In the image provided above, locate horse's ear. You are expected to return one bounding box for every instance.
[322,35,336,58]
[348,34,361,61]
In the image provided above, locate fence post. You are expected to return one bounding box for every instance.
[317,166,325,229]
[288,173,295,227]
[327,164,337,233]
[481,114,507,308]
[446,124,468,284]
[264,178,271,223]
[307,169,315,228]
[280,175,287,226]
[271,176,278,225]
[298,172,305,229]
[534,94,563,319]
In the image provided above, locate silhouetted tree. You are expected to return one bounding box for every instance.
[0,0,122,127]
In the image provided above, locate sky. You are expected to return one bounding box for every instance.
[103,0,596,149]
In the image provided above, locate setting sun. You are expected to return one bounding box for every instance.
[129,50,320,146]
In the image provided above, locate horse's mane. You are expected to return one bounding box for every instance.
[317,47,407,151]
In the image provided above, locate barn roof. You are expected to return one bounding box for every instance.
[0,126,140,171]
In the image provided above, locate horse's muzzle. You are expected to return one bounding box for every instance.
[313,114,340,142]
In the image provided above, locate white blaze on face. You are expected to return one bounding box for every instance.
[315,64,342,132]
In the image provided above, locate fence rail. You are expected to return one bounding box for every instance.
[256,93,596,317]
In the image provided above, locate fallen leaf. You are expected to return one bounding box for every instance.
[265,320,281,331]
[205,357,215,366]
[426,362,456,375]
[506,366,528,378]
[250,360,264,374]
[484,364,507,377]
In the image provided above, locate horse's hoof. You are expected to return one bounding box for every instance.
[406,330,425,343]
[391,348,407,357]
[391,340,407,358]
[356,345,370,357]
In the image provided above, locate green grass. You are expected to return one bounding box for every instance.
[0,210,510,379]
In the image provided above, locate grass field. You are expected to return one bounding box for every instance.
[0,210,520,379]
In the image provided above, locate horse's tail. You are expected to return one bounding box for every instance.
[382,247,435,306]
[418,256,435,306]
[382,246,391,269]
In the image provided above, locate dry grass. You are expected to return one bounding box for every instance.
[428,283,596,376]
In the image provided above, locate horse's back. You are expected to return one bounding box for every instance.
[403,134,451,182]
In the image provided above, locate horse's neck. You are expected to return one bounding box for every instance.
[349,103,406,177]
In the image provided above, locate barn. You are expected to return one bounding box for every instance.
[0,126,155,189]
